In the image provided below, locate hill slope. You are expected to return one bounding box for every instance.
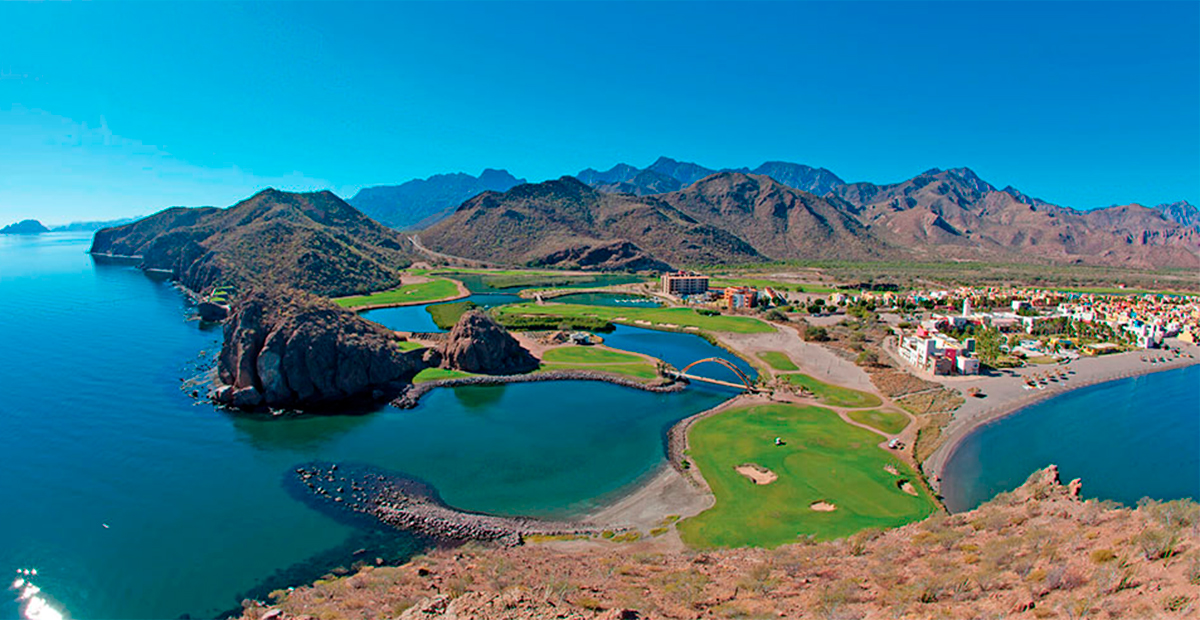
[420,177,763,269]
[90,189,413,296]
[350,169,525,230]
[244,466,1200,620]
[831,168,1200,268]
[660,172,893,261]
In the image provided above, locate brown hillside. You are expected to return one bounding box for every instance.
[660,172,896,261]
[420,177,763,269]
[832,169,1200,268]
[91,189,413,296]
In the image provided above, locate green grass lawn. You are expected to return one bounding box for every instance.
[539,362,659,380]
[542,346,644,365]
[412,367,478,383]
[711,277,837,294]
[781,373,883,408]
[678,404,936,548]
[756,350,798,371]
[396,340,426,352]
[847,409,910,436]
[496,302,772,334]
[540,346,658,381]
[334,278,461,308]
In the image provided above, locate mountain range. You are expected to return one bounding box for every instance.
[420,158,1198,270]
[348,169,524,230]
[91,189,413,297]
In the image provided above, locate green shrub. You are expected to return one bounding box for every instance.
[426,301,477,329]
[805,325,829,341]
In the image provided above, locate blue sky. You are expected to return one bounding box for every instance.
[1,1,1196,224]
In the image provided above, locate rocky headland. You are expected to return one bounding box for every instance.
[212,292,425,409]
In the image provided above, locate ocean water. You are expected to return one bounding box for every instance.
[0,234,727,619]
[940,364,1200,512]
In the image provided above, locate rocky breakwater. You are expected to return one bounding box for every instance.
[294,463,607,547]
[212,292,425,409]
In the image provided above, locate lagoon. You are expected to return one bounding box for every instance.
[0,235,724,620]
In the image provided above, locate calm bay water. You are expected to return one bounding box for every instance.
[941,364,1200,512]
[0,235,726,619]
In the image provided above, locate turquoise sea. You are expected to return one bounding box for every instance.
[940,364,1200,512]
[0,234,731,619]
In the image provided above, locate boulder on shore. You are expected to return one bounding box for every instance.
[213,291,424,409]
[439,310,538,374]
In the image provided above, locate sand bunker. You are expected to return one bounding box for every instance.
[735,463,777,485]
[897,480,919,496]
[810,501,837,512]
[884,465,899,476]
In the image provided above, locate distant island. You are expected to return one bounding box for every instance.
[1,219,50,235]
[1,216,140,235]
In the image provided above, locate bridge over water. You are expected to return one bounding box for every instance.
[663,357,760,392]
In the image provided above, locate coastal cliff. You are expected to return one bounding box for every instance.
[89,189,413,297]
[213,293,424,409]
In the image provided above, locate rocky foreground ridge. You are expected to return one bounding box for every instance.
[241,467,1200,620]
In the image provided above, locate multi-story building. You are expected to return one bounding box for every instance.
[724,286,757,309]
[661,271,709,296]
[897,328,980,375]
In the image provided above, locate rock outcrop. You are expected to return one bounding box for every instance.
[439,310,537,374]
[213,292,424,409]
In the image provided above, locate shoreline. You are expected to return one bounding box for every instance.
[923,342,1200,494]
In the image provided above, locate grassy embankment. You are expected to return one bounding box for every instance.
[396,341,426,352]
[781,373,883,408]
[426,301,477,330]
[333,278,461,309]
[412,368,477,383]
[711,277,837,294]
[847,408,910,435]
[495,302,773,334]
[756,350,798,371]
[539,346,658,381]
[678,403,937,547]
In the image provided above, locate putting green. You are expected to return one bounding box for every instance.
[781,373,882,408]
[678,403,936,548]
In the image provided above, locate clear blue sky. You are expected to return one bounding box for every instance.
[1,1,1196,224]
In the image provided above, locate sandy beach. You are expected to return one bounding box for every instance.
[922,339,1200,492]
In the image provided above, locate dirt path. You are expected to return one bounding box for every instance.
[717,323,875,391]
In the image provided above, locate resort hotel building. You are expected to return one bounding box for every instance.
[661,271,710,296]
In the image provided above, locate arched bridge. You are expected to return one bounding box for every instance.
[664,357,758,392]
